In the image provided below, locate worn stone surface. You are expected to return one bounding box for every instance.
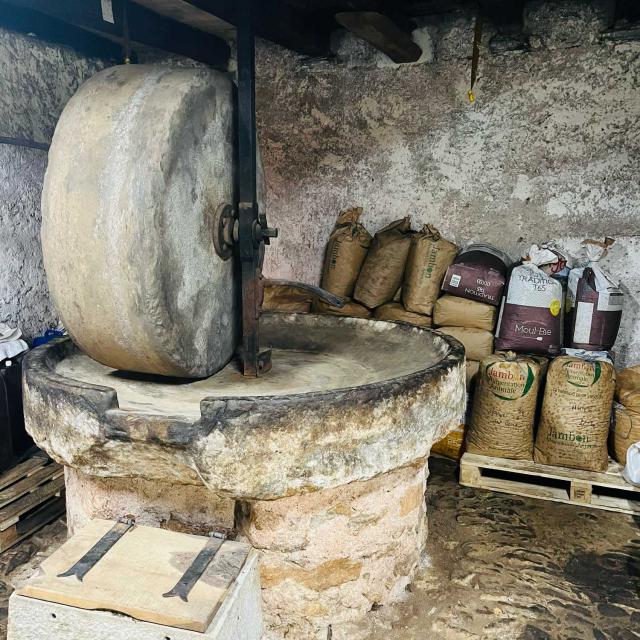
[23,314,465,500]
[524,0,613,50]
[237,462,429,640]
[0,147,56,339]
[42,64,240,378]
[64,468,235,536]
[255,12,640,366]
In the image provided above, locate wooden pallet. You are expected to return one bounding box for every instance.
[0,454,65,552]
[460,452,640,515]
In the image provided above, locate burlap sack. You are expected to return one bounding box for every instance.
[433,295,497,331]
[615,365,640,412]
[436,327,493,362]
[353,217,412,308]
[613,403,640,466]
[320,207,372,298]
[495,351,549,378]
[466,360,480,390]
[403,225,457,315]
[466,352,541,460]
[263,284,312,313]
[374,303,432,328]
[534,356,615,471]
[312,297,372,318]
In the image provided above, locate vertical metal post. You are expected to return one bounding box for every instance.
[237,0,271,376]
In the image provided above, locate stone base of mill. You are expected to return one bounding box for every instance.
[64,462,429,640]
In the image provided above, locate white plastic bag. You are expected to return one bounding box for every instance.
[494,244,564,355]
[623,442,640,486]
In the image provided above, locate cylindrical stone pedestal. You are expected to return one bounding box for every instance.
[63,462,428,640]
[238,461,428,640]
[64,468,236,536]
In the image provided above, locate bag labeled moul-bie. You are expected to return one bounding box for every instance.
[495,245,564,356]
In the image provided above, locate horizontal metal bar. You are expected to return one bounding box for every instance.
[0,136,50,151]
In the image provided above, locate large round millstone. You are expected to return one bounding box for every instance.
[42,64,249,377]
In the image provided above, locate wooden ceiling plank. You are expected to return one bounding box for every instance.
[3,0,230,66]
[335,10,422,63]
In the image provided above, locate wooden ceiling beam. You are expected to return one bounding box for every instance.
[178,0,332,56]
[335,10,422,62]
[2,0,230,66]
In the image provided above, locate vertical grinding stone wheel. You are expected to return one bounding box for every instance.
[42,65,259,378]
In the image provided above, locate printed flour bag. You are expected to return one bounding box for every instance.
[466,352,541,460]
[353,217,413,308]
[441,243,511,306]
[403,224,457,315]
[495,245,564,356]
[567,238,623,351]
[534,354,615,472]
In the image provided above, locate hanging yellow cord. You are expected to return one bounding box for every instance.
[468,11,483,103]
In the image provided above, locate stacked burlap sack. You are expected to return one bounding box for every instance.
[263,284,313,313]
[611,365,640,466]
[431,244,510,461]
[465,352,542,459]
[312,207,373,318]
[344,220,457,328]
[534,354,616,471]
[372,223,458,328]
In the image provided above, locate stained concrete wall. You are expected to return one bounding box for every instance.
[256,1,640,366]
[0,28,106,340]
[1,1,638,365]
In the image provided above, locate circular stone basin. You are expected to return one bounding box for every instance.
[23,313,465,500]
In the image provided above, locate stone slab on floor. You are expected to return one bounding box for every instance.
[7,550,262,640]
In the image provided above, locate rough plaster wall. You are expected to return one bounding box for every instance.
[255,4,640,366]
[0,28,106,340]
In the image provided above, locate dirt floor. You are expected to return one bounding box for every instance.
[368,457,640,640]
[0,458,637,640]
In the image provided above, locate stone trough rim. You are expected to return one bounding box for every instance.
[22,313,467,500]
[24,313,466,416]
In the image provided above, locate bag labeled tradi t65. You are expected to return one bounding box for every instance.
[495,245,564,356]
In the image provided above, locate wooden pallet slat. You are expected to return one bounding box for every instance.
[460,452,640,515]
[0,456,48,493]
[0,464,64,509]
[0,495,66,553]
[0,475,65,532]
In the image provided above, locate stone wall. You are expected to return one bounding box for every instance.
[0,28,106,340]
[1,1,639,364]
[256,0,640,366]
